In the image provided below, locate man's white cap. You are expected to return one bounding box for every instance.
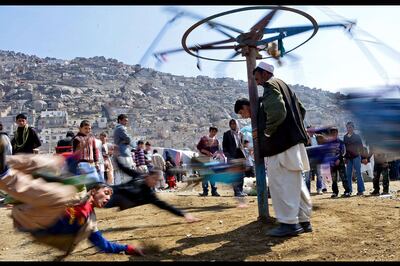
[256,61,274,74]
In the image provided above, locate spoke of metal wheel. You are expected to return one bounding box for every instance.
[206,21,244,35]
[190,45,237,51]
[191,38,236,49]
[226,50,241,60]
[210,26,237,39]
[250,7,279,34]
[154,48,185,56]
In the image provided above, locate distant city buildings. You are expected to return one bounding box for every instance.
[0,49,355,153]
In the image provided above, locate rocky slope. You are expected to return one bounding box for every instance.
[0,50,353,150]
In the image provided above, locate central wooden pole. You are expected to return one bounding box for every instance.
[243,46,270,222]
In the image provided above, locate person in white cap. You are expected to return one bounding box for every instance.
[234,61,312,237]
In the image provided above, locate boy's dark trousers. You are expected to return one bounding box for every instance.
[331,160,350,195]
[202,180,217,195]
[373,163,389,193]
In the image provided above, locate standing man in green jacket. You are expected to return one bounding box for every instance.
[234,61,312,237]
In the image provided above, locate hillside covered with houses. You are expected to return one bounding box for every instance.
[0,50,353,153]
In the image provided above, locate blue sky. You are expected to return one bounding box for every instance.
[0,5,399,93]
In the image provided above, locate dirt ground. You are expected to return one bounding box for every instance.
[0,180,399,262]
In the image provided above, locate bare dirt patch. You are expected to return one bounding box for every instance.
[0,181,399,261]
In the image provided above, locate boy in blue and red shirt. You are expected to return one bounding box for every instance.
[324,127,350,198]
[0,134,143,257]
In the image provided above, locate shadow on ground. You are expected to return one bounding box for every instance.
[125,220,300,261]
[178,204,236,213]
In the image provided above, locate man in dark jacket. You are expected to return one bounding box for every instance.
[11,113,41,154]
[234,61,312,237]
[222,119,246,197]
